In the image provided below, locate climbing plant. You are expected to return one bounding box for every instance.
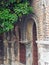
[0,0,33,34]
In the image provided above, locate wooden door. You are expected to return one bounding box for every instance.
[20,43,26,64]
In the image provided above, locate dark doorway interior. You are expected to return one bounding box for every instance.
[20,43,26,64]
[33,22,38,65]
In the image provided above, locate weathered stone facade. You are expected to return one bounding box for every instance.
[0,0,49,65]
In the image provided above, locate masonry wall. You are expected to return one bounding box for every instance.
[32,0,49,65]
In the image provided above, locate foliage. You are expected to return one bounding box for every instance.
[0,0,33,34]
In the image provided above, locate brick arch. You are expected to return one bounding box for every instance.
[24,14,39,40]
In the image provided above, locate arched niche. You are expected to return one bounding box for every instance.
[25,18,38,65]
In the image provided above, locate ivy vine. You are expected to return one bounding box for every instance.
[0,0,33,34]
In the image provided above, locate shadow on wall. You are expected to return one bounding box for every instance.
[0,35,4,64]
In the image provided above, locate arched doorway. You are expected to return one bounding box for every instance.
[19,15,38,65]
[32,22,38,65]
